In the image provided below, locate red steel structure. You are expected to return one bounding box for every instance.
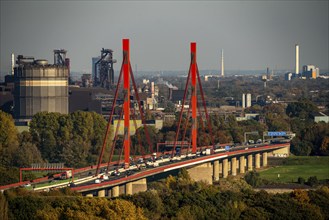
[172,42,215,156]
[96,39,153,176]
[96,40,214,176]
[123,39,130,168]
[191,43,197,154]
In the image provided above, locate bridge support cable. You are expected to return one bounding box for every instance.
[182,98,192,146]
[129,64,153,154]
[98,39,153,175]
[172,43,197,156]
[186,126,193,156]
[106,95,125,173]
[196,64,215,148]
[198,104,206,132]
[131,112,139,158]
[181,98,208,155]
[96,54,126,176]
[117,139,125,170]
[172,42,215,157]
[131,110,146,160]
[172,64,191,157]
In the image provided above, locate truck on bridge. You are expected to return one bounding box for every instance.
[60,171,72,180]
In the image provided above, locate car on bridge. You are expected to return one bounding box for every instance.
[21,183,31,188]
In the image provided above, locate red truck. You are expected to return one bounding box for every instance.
[60,170,72,180]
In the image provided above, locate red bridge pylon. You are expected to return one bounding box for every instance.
[172,42,215,156]
[96,39,152,176]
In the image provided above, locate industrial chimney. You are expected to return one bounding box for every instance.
[11,53,15,75]
[221,49,224,77]
[295,44,299,75]
[151,82,155,99]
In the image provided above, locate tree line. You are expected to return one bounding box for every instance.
[0,188,145,220]
[1,169,328,220]
[0,110,108,185]
[125,169,329,220]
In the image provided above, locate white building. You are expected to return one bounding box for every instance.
[313,112,329,123]
[242,93,252,108]
[246,93,251,107]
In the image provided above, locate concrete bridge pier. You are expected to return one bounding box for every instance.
[98,189,105,197]
[222,159,228,178]
[125,182,132,195]
[107,189,112,198]
[86,193,93,197]
[213,160,220,181]
[231,157,237,176]
[219,162,222,174]
[272,145,290,157]
[112,185,119,198]
[263,152,268,167]
[255,153,261,169]
[239,156,245,174]
[106,178,147,198]
[131,178,147,194]
[187,163,213,184]
[247,155,253,171]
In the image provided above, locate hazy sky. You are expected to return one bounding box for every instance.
[1,1,328,73]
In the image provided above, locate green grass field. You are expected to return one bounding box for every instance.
[259,156,329,183]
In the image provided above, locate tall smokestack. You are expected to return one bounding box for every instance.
[151,82,155,99]
[295,44,299,75]
[221,49,224,77]
[11,53,15,75]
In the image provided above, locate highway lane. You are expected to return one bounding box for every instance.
[0,142,288,191]
[71,143,289,192]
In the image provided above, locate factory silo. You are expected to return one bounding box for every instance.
[14,51,69,120]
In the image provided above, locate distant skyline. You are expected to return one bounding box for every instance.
[1,1,328,73]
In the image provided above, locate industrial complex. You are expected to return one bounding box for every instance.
[0,42,327,130]
[13,50,69,120]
